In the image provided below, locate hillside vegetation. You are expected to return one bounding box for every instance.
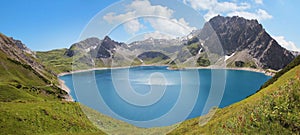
[0,33,106,135]
[169,56,300,134]
[0,53,104,134]
[36,49,74,74]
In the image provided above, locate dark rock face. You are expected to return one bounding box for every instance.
[129,38,182,53]
[235,61,245,67]
[64,49,74,57]
[94,36,123,58]
[11,38,32,54]
[64,36,124,58]
[65,37,102,57]
[75,37,102,49]
[137,51,170,60]
[203,15,295,70]
[101,36,117,51]
[208,16,263,54]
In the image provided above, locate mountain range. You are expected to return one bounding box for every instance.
[37,16,295,74]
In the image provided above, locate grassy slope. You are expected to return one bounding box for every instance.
[0,102,104,135]
[0,48,106,134]
[36,49,108,74]
[0,50,57,102]
[36,49,73,74]
[169,59,300,134]
[80,104,177,135]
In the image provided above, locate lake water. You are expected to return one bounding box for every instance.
[59,66,271,128]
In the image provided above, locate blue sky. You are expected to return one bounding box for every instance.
[0,0,114,50]
[0,0,299,51]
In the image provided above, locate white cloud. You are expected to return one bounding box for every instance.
[254,0,263,4]
[227,9,272,21]
[184,0,251,21]
[103,0,195,36]
[183,0,271,21]
[103,11,145,34]
[103,12,135,23]
[183,0,250,12]
[215,2,250,12]
[143,31,175,39]
[124,19,145,34]
[273,36,300,51]
[126,0,173,18]
[146,18,196,37]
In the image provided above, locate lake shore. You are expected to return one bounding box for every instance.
[57,64,171,77]
[181,66,276,76]
[58,79,73,101]
[57,66,137,77]
[227,67,276,76]
[57,65,276,101]
[58,65,276,77]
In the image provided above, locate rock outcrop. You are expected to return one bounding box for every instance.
[202,15,295,70]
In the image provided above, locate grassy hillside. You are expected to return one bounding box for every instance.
[0,34,106,134]
[36,49,110,74]
[169,56,300,134]
[0,102,105,135]
[0,53,105,134]
[36,49,74,74]
[0,51,64,101]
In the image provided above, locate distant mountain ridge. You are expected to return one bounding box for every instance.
[37,15,295,73]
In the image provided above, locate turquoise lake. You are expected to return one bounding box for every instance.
[59,66,271,128]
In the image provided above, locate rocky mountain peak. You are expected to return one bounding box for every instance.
[207,16,263,54]
[199,15,295,70]
[101,36,118,50]
[103,36,112,41]
[64,37,102,57]
[10,38,33,54]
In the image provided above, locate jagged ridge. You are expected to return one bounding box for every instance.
[38,15,296,74]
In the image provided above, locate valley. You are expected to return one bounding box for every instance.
[0,15,299,134]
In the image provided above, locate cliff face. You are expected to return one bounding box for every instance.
[204,16,295,70]
[93,36,126,58]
